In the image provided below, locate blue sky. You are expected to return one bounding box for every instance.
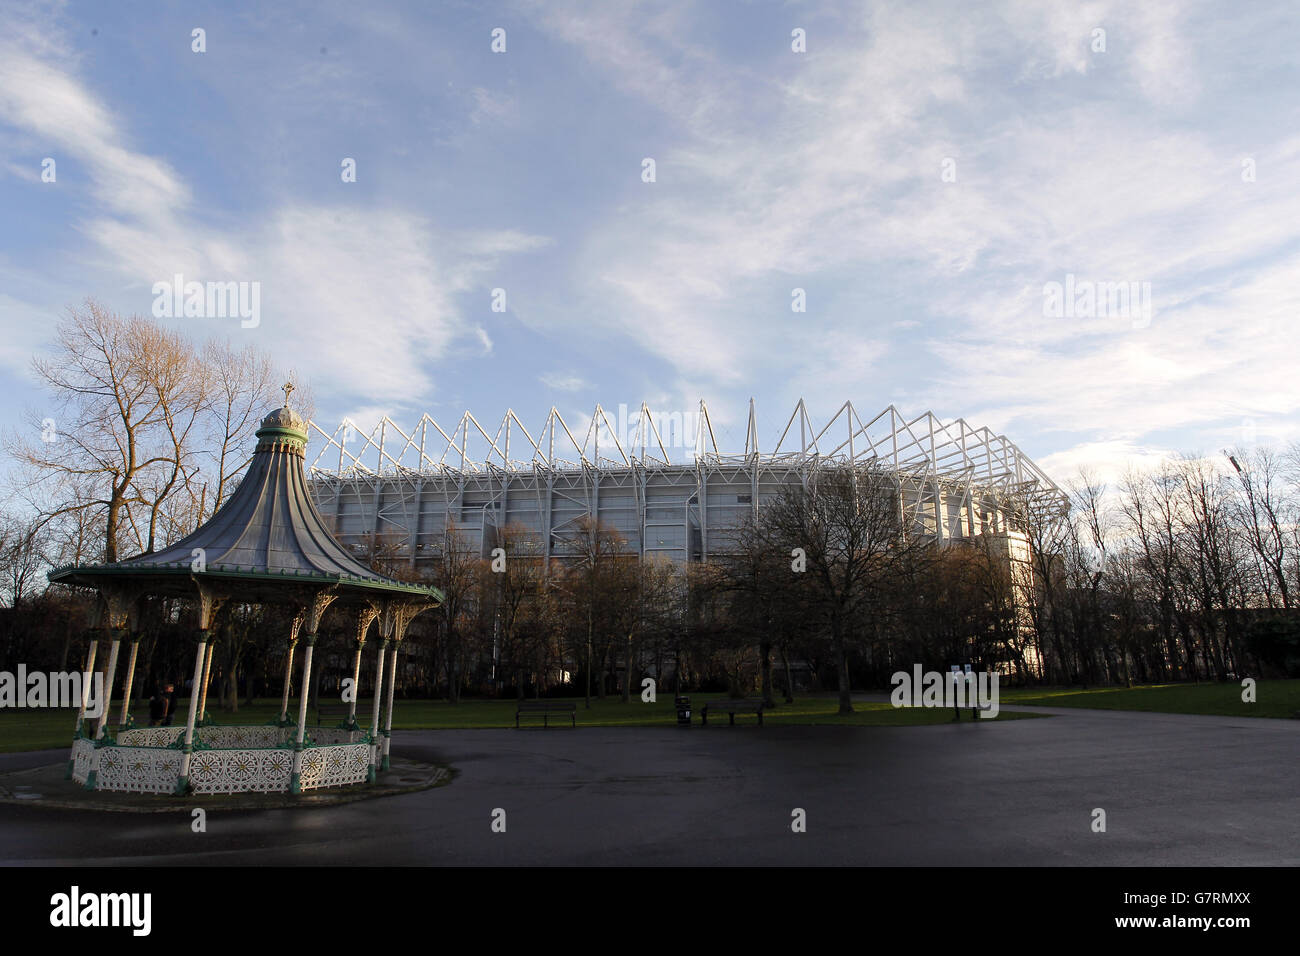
[1,0,1297,487]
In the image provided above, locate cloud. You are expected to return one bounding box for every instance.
[0,29,189,222]
[539,372,590,392]
[0,21,548,408]
[521,0,1300,479]
[469,86,519,127]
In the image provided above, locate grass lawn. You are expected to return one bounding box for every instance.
[1000,679,1300,720]
[0,693,1038,753]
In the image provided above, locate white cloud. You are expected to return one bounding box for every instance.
[0,33,190,222]
[0,25,549,408]
[522,0,1300,477]
[1038,439,1179,493]
[469,86,519,126]
[539,372,590,392]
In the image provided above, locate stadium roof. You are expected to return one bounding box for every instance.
[308,400,1066,508]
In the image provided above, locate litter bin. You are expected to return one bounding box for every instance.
[675,695,691,726]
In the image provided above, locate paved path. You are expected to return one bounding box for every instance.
[1,707,1296,865]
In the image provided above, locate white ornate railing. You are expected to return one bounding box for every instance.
[68,726,374,795]
[306,727,364,745]
[299,743,372,791]
[96,746,182,794]
[70,737,95,784]
[200,726,285,748]
[117,727,184,748]
[190,748,294,794]
[114,724,367,750]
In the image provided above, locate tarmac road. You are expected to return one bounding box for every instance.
[0,706,1296,866]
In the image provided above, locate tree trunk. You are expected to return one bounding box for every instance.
[621,635,632,704]
[759,637,775,708]
[227,663,240,713]
[780,642,795,703]
[832,619,853,715]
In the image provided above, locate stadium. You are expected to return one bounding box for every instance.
[305,400,1067,570]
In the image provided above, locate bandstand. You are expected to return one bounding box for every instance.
[48,392,443,796]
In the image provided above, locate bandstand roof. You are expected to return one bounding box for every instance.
[49,401,443,608]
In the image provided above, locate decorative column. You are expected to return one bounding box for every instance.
[278,611,303,725]
[93,627,124,741]
[289,590,336,794]
[367,638,390,783]
[117,633,142,733]
[381,639,399,771]
[288,634,317,793]
[176,584,222,795]
[378,601,431,772]
[347,606,379,733]
[73,632,98,738]
[174,632,210,794]
[65,629,98,780]
[86,586,137,790]
[196,632,217,726]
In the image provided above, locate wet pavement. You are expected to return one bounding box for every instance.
[0,707,1295,866]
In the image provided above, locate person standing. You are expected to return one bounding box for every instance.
[148,683,169,726]
[161,683,177,726]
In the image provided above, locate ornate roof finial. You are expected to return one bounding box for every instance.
[283,381,295,406]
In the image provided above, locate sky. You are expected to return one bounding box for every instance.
[1,0,1297,491]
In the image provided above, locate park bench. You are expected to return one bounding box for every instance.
[516,701,577,728]
[701,698,765,726]
[316,703,353,726]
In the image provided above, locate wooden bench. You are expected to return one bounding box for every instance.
[516,701,577,728]
[316,703,353,727]
[701,698,765,726]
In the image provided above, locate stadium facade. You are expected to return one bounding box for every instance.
[304,400,1066,572]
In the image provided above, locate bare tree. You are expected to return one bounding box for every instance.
[758,466,926,715]
[486,522,546,699]
[555,516,632,706]
[1226,447,1293,610]
[7,303,212,560]
[0,511,51,607]
[432,520,480,703]
[198,340,279,517]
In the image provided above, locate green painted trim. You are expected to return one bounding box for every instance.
[84,770,97,790]
[47,562,444,601]
[288,772,301,794]
[168,732,210,752]
[256,424,309,443]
